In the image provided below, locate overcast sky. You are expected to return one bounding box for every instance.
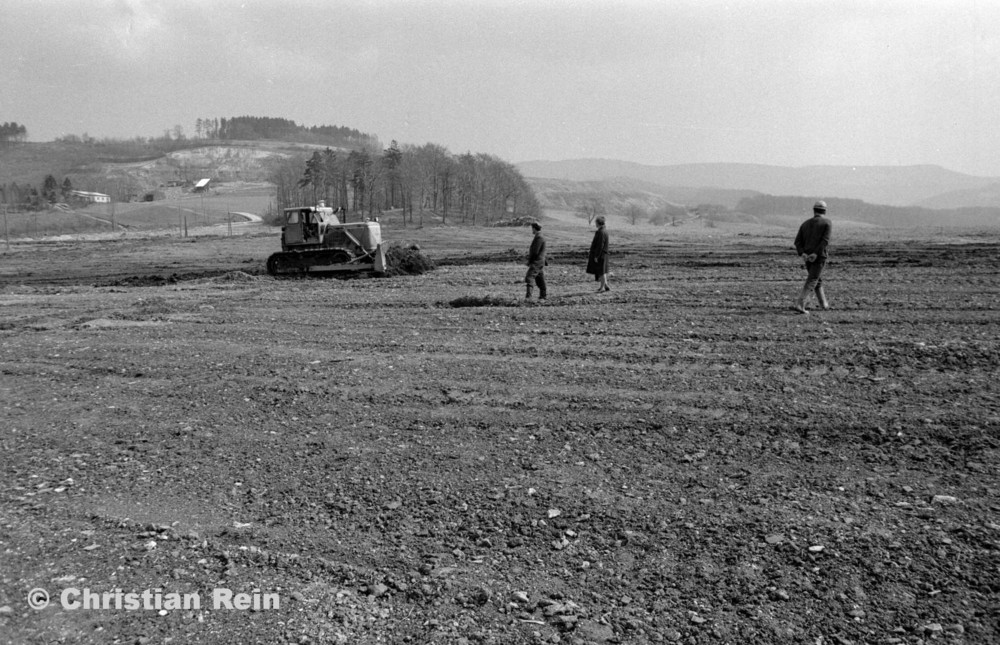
[3,0,1000,176]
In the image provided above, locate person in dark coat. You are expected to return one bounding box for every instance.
[792,200,832,314]
[586,216,610,292]
[525,222,547,300]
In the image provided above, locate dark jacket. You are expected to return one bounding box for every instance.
[586,226,609,276]
[527,233,547,271]
[794,215,832,258]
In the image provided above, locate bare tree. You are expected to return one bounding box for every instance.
[269,154,311,216]
[623,202,646,226]
[298,151,324,204]
[382,140,402,210]
[347,149,373,214]
[578,197,607,225]
[320,148,340,208]
[397,144,423,226]
[417,144,452,216]
[362,144,385,218]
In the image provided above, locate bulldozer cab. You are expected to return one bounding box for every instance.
[282,206,340,247]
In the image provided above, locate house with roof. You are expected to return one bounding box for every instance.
[70,190,110,204]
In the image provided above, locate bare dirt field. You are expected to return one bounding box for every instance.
[1,218,999,645]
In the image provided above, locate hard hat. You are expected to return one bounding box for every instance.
[813,200,827,212]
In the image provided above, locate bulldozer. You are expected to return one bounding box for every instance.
[266,203,387,276]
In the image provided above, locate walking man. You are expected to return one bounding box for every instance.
[525,222,547,300]
[792,200,832,314]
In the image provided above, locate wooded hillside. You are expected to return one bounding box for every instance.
[210,116,378,149]
[270,142,540,226]
[0,117,540,226]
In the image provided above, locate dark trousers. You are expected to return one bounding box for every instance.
[534,272,546,296]
[526,270,546,297]
[803,258,826,291]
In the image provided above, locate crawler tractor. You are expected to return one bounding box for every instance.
[266,204,387,276]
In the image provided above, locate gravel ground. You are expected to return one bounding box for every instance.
[1,225,999,644]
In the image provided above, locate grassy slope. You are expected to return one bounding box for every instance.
[1,185,276,238]
[0,141,195,186]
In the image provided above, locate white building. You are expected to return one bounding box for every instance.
[70,190,111,203]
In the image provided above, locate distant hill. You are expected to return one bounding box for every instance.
[914,182,1000,209]
[517,159,1000,208]
[736,195,1000,228]
[527,176,758,212]
[526,173,1000,229]
[1,114,378,191]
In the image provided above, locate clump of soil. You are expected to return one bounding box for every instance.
[491,216,538,227]
[447,294,521,307]
[437,248,524,266]
[130,295,174,315]
[103,274,180,287]
[384,243,436,276]
[212,270,258,283]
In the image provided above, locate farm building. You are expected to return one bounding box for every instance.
[192,178,211,192]
[70,190,110,204]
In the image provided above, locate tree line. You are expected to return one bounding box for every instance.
[271,141,541,226]
[192,116,379,149]
[2,174,78,211]
[47,116,376,151]
[1,122,28,146]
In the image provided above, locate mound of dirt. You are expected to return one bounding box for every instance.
[212,270,259,283]
[384,243,436,276]
[437,248,524,266]
[491,216,538,227]
[103,274,180,287]
[447,294,522,307]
